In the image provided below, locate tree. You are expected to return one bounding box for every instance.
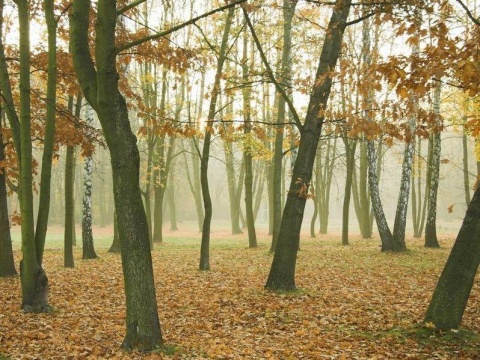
[242,28,257,248]
[424,82,442,248]
[264,0,352,290]
[82,103,97,259]
[0,110,16,277]
[271,0,297,252]
[70,0,162,349]
[424,185,480,329]
[64,96,77,268]
[199,6,235,271]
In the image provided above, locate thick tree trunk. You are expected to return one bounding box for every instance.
[265,0,351,290]
[424,186,480,329]
[71,0,162,349]
[108,210,121,254]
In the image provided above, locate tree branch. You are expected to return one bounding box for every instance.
[345,11,375,27]
[117,0,147,16]
[115,0,247,55]
[455,0,480,26]
[242,6,303,131]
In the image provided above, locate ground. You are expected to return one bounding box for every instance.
[1,224,479,359]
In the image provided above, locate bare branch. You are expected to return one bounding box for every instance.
[455,0,480,26]
[115,0,247,55]
[345,11,375,27]
[117,0,147,16]
[242,6,303,131]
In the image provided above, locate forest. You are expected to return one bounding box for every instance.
[1,0,480,358]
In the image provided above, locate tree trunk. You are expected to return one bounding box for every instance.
[34,0,58,266]
[168,166,178,231]
[391,126,414,250]
[270,0,297,253]
[199,7,235,271]
[64,143,76,268]
[342,139,356,246]
[82,104,97,260]
[462,132,471,206]
[367,141,400,252]
[265,0,351,290]
[424,83,442,248]
[242,30,257,248]
[424,186,480,329]
[71,0,162,349]
[18,0,49,313]
[0,118,16,276]
[109,210,121,254]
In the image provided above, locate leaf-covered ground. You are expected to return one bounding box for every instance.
[1,227,479,359]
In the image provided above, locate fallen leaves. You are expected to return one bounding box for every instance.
[0,231,479,359]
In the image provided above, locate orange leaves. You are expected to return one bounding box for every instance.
[1,231,479,359]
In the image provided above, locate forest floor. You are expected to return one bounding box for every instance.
[1,225,479,359]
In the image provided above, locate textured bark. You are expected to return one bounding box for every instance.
[71,0,162,349]
[424,186,480,329]
[82,104,97,260]
[367,141,399,252]
[391,128,414,250]
[0,121,16,276]
[265,0,351,290]
[108,211,121,254]
[424,83,442,248]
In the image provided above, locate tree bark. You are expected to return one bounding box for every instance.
[424,83,442,248]
[265,0,351,290]
[82,104,98,260]
[367,141,400,251]
[0,117,16,276]
[424,186,480,329]
[18,0,49,313]
[71,0,162,349]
